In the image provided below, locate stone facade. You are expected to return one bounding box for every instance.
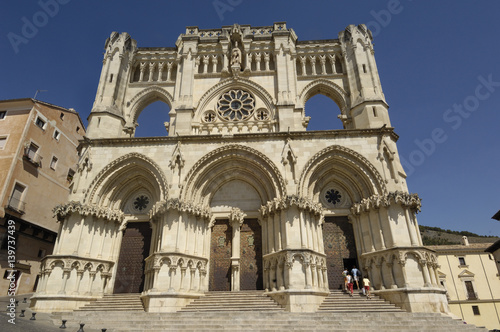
[31,22,448,313]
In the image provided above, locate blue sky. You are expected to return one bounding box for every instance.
[1,1,499,237]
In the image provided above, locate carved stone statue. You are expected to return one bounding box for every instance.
[231,41,242,66]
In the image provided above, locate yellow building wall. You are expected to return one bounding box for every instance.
[435,247,500,330]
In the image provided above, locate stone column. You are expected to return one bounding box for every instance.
[166,62,173,81]
[329,54,336,73]
[299,56,307,75]
[139,62,146,82]
[322,267,328,290]
[158,62,165,82]
[319,55,326,74]
[276,262,284,290]
[404,209,418,246]
[264,52,270,71]
[58,269,71,294]
[148,62,155,82]
[309,55,317,75]
[421,260,431,287]
[231,218,241,291]
[274,213,282,251]
[310,263,317,289]
[73,270,84,295]
[86,271,96,295]
[386,262,397,288]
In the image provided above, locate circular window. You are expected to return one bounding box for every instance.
[217,90,255,121]
[325,189,342,205]
[133,195,150,212]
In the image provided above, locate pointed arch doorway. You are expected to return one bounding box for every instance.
[322,216,358,290]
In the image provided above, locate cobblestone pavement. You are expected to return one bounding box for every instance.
[0,293,102,332]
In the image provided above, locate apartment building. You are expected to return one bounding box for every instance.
[0,98,85,295]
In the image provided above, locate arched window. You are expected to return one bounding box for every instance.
[304,94,344,130]
[135,100,170,137]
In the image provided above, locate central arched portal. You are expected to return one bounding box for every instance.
[208,218,263,291]
[322,216,358,290]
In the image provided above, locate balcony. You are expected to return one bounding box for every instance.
[23,146,42,167]
[6,196,26,214]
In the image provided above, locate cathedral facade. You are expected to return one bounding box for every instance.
[31,23,448,313]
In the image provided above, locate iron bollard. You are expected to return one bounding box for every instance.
[15,300,19,306]
[101,329,107,332]
[19,309,25,317]
[59,319,67,328]
[77,323,85,332]
[23,298,27,303]
[30,312,36,320]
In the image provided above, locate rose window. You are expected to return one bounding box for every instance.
[133,195,150,211]
[217,90,255,121]
[325,189,341,205]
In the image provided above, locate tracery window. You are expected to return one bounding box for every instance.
[217,90,255,121]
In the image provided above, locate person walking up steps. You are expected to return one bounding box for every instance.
[351,266,360,290]
[346,273,354,297]
[363,276,372,299]
[342,268,349,291]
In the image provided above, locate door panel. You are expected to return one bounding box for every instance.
[323,216,357,289]
[240,219,263,290]
[113,222,151,293]
[209,220,232,291]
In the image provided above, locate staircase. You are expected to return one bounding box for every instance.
[318,289,403,312]
[74,293,145,312]
[49,291,488,331]
[180,290,284,312]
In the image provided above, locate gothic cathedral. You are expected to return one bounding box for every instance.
[31,23,448,313]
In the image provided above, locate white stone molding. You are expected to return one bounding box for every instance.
[144,252,208,293]
[181,144,286,204]
[84,152,168,206]
[53,201,124,223]
[298,145,387,199]
[260,195,323,220]
[149,198,211,221]
[127,85,174,125]
[298,79,349,114]
[263,249,328,292]
[195,77,275,121]
[351,191,422,215]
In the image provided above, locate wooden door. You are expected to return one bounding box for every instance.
[209,220,232,291]
[240,219,263,290]
[322,216,357,289]
[113,222,151,293]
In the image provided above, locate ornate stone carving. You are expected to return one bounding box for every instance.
[260,195,323,219]
[351,191,421,215]
[149,198,212,220]
[53,201,124,222]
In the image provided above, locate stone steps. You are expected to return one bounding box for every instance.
[74,293,145,312]
[47,291,487,331]
[180,290,285,312]
[51,311,487,331]
[317,290,404,313]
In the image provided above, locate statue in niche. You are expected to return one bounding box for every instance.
[231,41,242,66]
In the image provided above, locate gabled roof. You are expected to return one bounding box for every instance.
[0,98,86,132]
